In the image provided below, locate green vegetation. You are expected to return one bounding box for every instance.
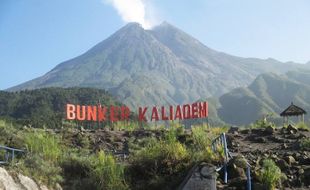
[258,159,286,190]
[0,120,229,190]
[129,136,189,189]
[90,151,128,190]
[126,124,229,189]
[296,122,309,130]
[24,131,62,162]
[127,126,189,189]
[300,138,310,150]
[0,87,126,128]
[218,72,310,126]
[250,118,276,129]
[190,125,227,161]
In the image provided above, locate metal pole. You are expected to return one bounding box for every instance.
[247,165,251,190]
[223,133,229,162]
[224,164,228,183]
[5,151,9,163]
[223,133,229,183]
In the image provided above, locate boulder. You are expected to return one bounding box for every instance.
[0,167,55,190]
[285,156,296,165]
[298,127,309,132]
[229,164,246,179]
[282,143,289,149]
[287,125,298,134]
[298,156,310,165]
[252,183,267,190]
[228,177,247,190]
[228,127,239,134]
[251,128,266,135]
[0,167,22,190]
[265,126,275,135]
[240,129,250,134]
[227,156,248,180]
[179,163,217,190]
[268,136,286,143]
[18,174,40,190]
[276,159,290,170]
[254,137,267,143]
[40,185,50,190]
[230,156,248,169]
[302,167,310,186]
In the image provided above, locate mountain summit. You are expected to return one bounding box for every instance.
[8,22,305,108]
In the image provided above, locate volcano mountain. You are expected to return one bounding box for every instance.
[9,22,306,108]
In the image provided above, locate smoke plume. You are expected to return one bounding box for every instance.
[105,0,153,29]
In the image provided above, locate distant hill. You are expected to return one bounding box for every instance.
[0,87,124,128]
[215,70,310,125]
[286,69,310,85]
[8,22,307,108]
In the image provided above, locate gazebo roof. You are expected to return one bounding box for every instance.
[280,102,307,117]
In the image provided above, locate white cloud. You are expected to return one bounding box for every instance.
[104,0,154,29]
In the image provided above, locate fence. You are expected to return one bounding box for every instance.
[0,145,25,164]
[211,133,251,190]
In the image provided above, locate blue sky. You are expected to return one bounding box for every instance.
[1,0,310,90]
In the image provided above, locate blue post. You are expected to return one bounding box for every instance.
[222,133,228,161]
[247,165,251,190]
[12,150,15,161]
[224,163,228,183]
[220,135,223,146]
[222,133,229,183]
[211,134,230,184]
[5,151,9,163]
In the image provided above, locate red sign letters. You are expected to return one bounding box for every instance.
[66,101,208,122]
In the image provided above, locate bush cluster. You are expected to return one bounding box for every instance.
[258,159,286,190]
[0,120,229,190]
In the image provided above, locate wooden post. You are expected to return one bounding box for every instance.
[286,116,289,125]
[302,114,305,123]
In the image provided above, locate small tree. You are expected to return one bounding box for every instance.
[258,159,286,190]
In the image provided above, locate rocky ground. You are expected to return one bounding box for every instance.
[61,125,310,189]
[220,125,310,190]
[1,125,309,190]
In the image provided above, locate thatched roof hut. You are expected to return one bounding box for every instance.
[280,102,306,116]
[280,102,306,124]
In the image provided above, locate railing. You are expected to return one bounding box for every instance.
[211,133,229,183]
[211,133,251,190]
[0,145,25,164]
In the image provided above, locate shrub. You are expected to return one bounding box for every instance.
[24,130,62,162]
[296,122,309,130]
[129,133,189,189]
[190,125,226,161]
[251,119,276,129]
[113,121,140,131]
[59,153,95,190]
[17,154,63,186]
[0,120,24,148]
[131,138,188,171]
[191,125,211,150]
[258,159,286,190]
[90,151,128,190]
[76,132,90,149]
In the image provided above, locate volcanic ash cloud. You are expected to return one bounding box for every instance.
[105,0,153,29]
